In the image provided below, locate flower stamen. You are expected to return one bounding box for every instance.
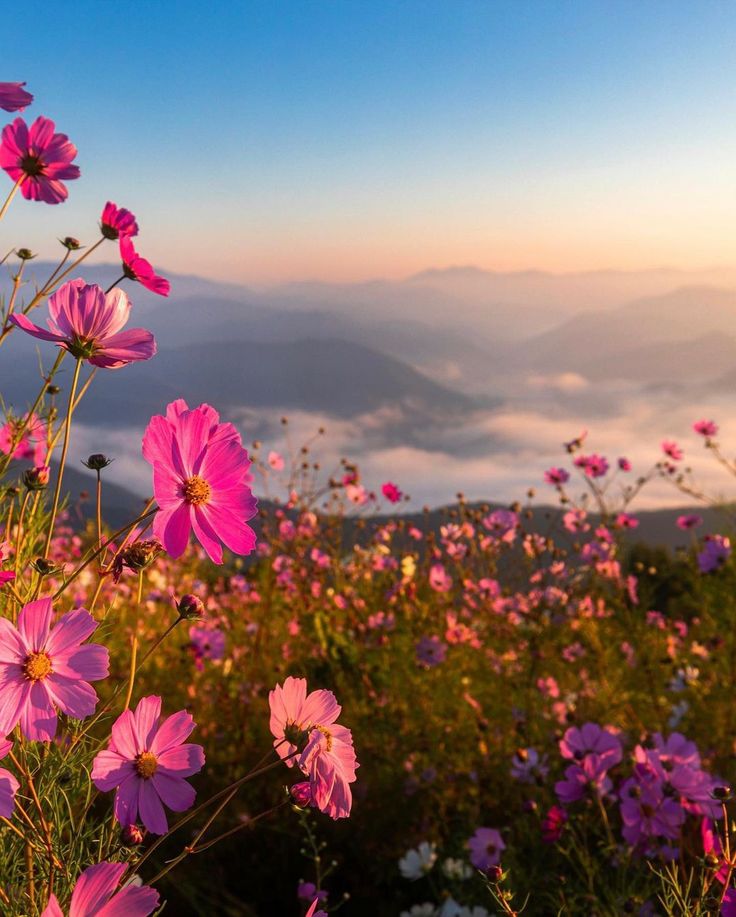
[135,751,159,779]
[182,475,211,506]
[23,651,52,682]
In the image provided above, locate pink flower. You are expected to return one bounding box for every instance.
[41,861,159,917]
[555,754,613,804]
[299,723,358,820]
[467,827,505,871]
[142,399,258,563]
[120,236,170,296]
[0,599,108,741]
[615,512,639,529]
[91,695,205,835]
[306,901,328,917]
[693,419,718,438]
[0,82,33,112]
[559,723,622,768]
[574,453,609,478]
[269,676,341,765]
[269,677,358,819]
[100,201,139,240]
[0,739,19,817]
[618,457,632,472]
[541,805,567,843]
[676,513,702,530]
[661,440,683,461]
[11,279,156,369]
[544,467,569,486]
[429,563,452,592]
[0,116,79,204]
[382,481,402,503]
[268,450,285,471]
[0,412,46,464]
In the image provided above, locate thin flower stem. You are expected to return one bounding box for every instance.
[122,636,138,711]
[188,802,289,855]
[42,357,82,560]
[0,175,23,223]
[104,274,126,293]
[0,257,26,338]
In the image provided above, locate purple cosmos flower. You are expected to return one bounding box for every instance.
[676,514,702,531]
[559,723,623,768]
[574,453,609,477]
[40,861,159,917]
[698,534,731,573]
[619,772,685,847]
[142,399,258,564]
[467,827,505,871]
[0,599,108,741]
[544,467,570,486]
[0,116,79,204]
[11,279,156,369]
[0,82,33,112]
[415,635,447,668]
[91,695,205,835]
[555,754,613,804]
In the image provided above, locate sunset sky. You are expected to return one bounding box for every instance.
[6,0,736,283]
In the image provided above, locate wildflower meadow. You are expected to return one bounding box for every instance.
[4,79,736,917]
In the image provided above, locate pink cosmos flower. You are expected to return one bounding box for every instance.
[541,805,567,843]
[429,563,452,592]
[574,453,609,478]
[268,450,285,471]
[467,827,505,871]
[382,481,402,503]
[555,754,613,804]
[306,901,327,917]
[269,676,341,765]
[0,599,108,741]
[661,440,683,461]
[544,467,569,486]
[693,419,718,438]
[0,740,19,817]
[618,457,632,471]
[100,201,139,240]
[299,722,358,820]
[0,412,46,464]
[0,116,79,204]
[91,695,205,835]
[11,279,156,369]
[0,541,14,587]
[615,512,639,529]
[0,82,33,112]
[41,861,159,917]
[119,236,170,296]
[142,399,258,563]
[269,677,358,819]
[676,513,702,531]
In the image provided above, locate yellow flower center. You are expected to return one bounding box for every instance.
[23,652,52,682]
[182,475,211,506]
[135,751,159,779]
[316,725,333,752]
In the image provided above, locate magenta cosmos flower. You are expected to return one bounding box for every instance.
[142,399,258,563]
[0,82,33,112]
[41,861,159,917]
[101,201,139,240]
[269,676,341,764]
[11,279,156,369]
[0,599,108,741]
[0,116,79,204]
[120,236,170,296]
[91,695,205,835]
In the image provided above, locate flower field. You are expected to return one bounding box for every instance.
[4,80,736,917]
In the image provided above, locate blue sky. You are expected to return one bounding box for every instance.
[4,0,736,281]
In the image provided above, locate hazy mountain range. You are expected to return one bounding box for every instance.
[3,261,736,515]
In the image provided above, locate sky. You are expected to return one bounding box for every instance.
[5,0,736,283]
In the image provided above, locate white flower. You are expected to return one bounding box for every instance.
[442,857,472,881]
[438,900,462,917]
[400,906,437,917]
[399,842,438,880]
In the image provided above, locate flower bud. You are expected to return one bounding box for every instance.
[23,465,50,490]
[712,785,732,801]
[290,781,312,807]
[486,864,503,882]
[121,823,145,846]
[111,540,162,583]
[177,593,205,620]
[31,557,59,577]
[60,236,82,251]
[704,852,721,868]
[83,453,113,471]
[16,248,35,261]
[46,383,61,395]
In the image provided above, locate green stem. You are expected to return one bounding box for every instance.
[42,358,82,560]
